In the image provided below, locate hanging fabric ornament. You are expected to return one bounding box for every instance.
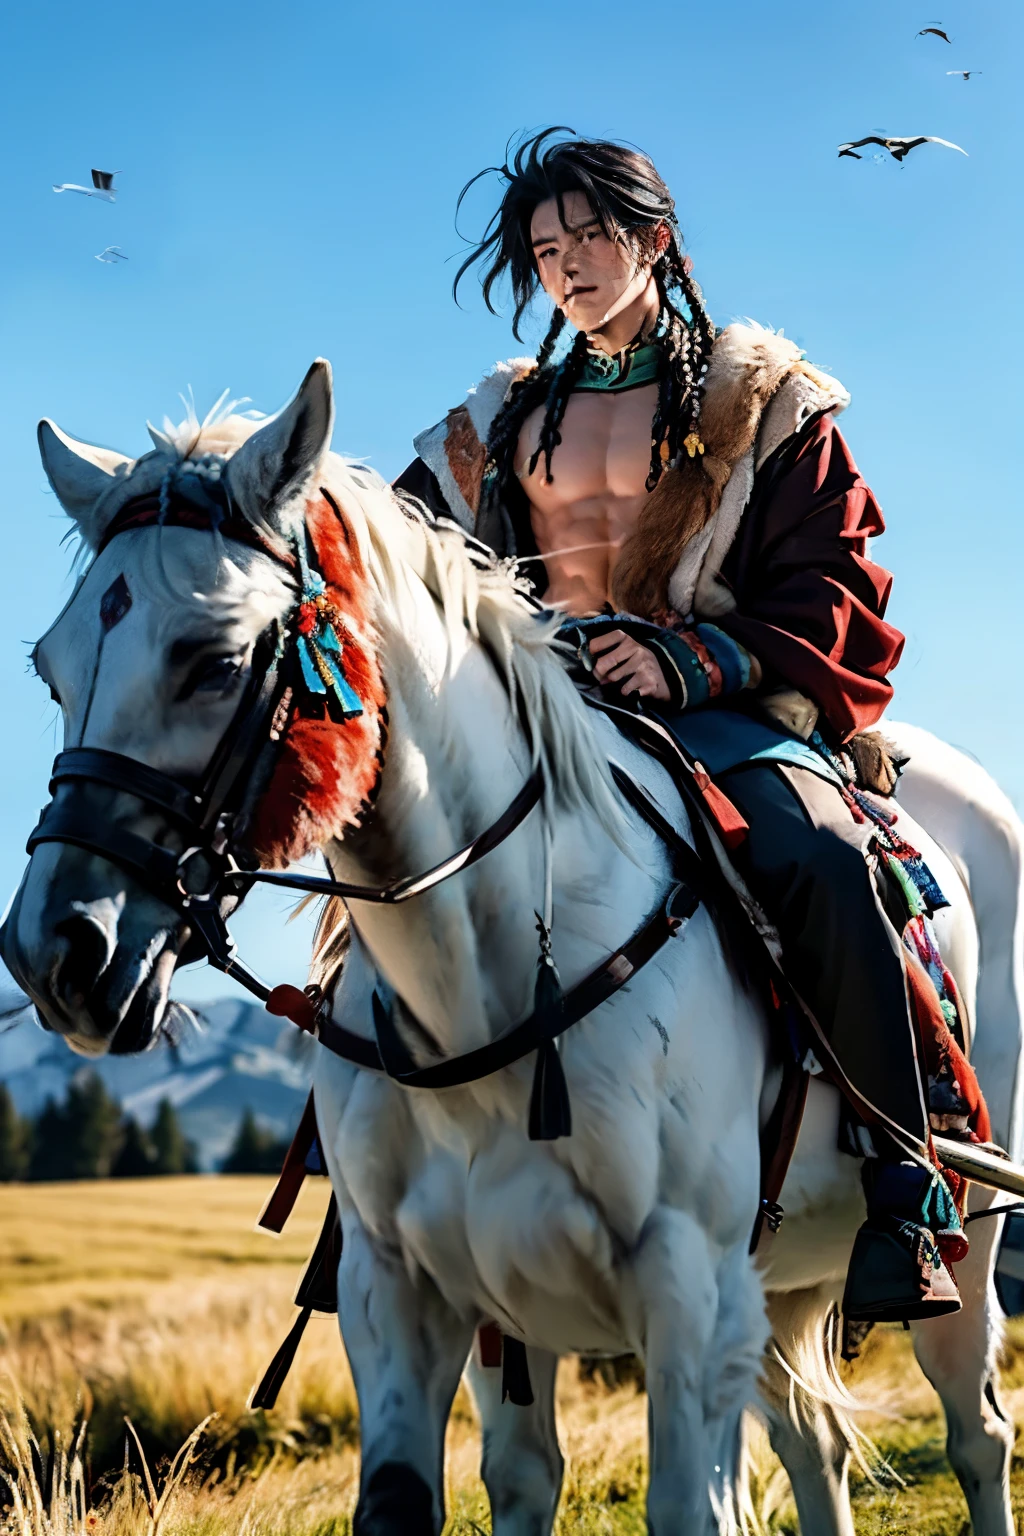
[293,536,364,719]
[527,820,571,1141]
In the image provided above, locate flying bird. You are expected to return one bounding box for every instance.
[95,246,128,263]
[52,169,120,203]
[917,26,952,42]
[838,135,967,163]
[947,69,981,80]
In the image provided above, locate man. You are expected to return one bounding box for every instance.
[396,129,986,1322]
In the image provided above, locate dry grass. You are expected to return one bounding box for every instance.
[0,1178,1022,1533]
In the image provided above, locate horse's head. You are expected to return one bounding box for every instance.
[2,361,385,1055]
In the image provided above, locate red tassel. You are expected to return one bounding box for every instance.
[258,1091,319,1234]
[267,984,318,1032]
[692,762,749,850]
[477,1322,503,1368]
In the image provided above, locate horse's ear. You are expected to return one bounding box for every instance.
[37,420,134,548]
[226,359,334,536]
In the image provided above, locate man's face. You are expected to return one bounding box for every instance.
[530,190,654,336]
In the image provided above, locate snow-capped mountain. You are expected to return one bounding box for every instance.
[0,988,315,1170]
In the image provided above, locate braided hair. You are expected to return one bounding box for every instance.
[455,129,716,498]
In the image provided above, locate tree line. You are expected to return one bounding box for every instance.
[0,1074,291,1180]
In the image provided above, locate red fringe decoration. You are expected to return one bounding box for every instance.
[247,495,387,868]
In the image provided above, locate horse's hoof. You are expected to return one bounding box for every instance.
[353,1461,436,1535]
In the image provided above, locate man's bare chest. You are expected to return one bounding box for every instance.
[512,384,657,613]
[514,384,656,512]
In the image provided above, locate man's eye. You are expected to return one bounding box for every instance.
[180,656,243,699]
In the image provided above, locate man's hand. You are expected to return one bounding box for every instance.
[588,629,671,701]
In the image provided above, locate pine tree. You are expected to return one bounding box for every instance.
[0,1085,29,1181]
[221,1108,287,1174]
[35,1073,124,1180]
[149,1099,198,1175]
[111,1117,156,1178]
[29,1096,70,1181]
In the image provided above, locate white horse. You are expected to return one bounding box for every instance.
[4,362,1021,1535]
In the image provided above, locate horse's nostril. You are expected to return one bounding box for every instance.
[53,912,113,1007]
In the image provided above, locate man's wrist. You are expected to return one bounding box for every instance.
[647,624,758,711]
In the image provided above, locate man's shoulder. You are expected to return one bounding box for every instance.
[411,355,535,530]
[414,355,535,453]
[703,321,850,470]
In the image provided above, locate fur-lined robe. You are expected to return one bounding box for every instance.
[396,322,904,745]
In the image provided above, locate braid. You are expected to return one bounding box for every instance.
[483,307,566,490]
[527,330,589,484]
[645,243,717,490]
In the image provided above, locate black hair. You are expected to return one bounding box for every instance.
[454,128,715,495]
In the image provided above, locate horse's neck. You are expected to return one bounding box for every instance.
[323,626,553,1055]
[320,617,629,1062]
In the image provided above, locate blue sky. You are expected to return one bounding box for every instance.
[0,0,1020,1004]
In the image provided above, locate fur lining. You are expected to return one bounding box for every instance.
[443,404,489,515]
[413,357,533,530]
[611,456,720,618]
[464,356,534,442]
[616,322,804,619]
[246,494,387,867]
[756,362,849,471]
[413,418,475,530]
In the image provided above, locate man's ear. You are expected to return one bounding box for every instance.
[226,359,334,536]
[37,421,134,551]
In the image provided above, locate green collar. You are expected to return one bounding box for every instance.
[575,335,662,393]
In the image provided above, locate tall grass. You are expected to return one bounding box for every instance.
[1,1179,1022,1533]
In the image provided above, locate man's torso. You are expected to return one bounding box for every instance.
[514,382,657,616]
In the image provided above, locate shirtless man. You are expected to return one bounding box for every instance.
[397,129,988,1323]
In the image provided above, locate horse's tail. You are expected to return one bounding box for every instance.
[735,1287,898,1532]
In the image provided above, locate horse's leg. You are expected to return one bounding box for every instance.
[761,1287,856,1536]
[338,1218,475,1536]
[465,1344,563,1535]
[910,1190,1015,1536]
[629,1207,742,1535]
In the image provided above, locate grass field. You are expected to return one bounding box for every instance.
[1,1177,1022,1534]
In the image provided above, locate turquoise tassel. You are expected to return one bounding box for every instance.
[297,636,326,694]
[319,647,363,719]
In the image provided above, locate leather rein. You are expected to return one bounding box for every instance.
[26,491,707,1091]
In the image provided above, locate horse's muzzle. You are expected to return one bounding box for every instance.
[1,854,178,1055]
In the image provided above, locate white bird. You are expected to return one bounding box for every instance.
[95,246,128,264]
[838,135,968,162]
[946,70,982,81]
[52,169,120,203]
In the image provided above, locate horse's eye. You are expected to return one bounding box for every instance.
[48,685,62,706]
[181,655,243,699]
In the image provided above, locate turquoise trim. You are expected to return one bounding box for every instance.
[575,338,661,393]
[655,707,843,787]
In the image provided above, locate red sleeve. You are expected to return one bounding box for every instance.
[715,412,904,743]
